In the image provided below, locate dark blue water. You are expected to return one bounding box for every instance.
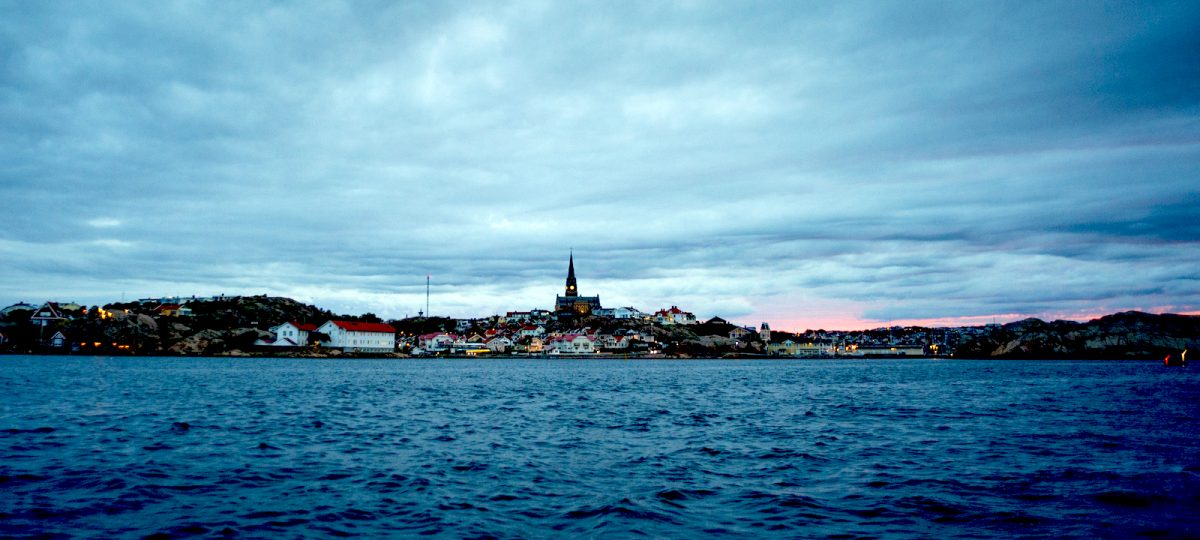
[1,357,1197,538]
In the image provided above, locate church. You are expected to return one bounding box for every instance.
[555,252,602,316]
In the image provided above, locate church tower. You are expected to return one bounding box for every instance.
[555,250,600,316]
[565,251,578,296]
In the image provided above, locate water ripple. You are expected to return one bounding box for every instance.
[1,357,1197,537]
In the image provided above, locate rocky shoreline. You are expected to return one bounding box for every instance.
[2,295,1197,360]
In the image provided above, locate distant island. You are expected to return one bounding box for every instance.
[1,295,1196,360]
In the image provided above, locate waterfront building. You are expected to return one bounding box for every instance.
[514,336,544,353]
[760,323,771,342]
[799,341,835,357]
[449,339,486,354]
[598,334,629,350]
[255,322,317,347]
[850,344,927,357]
[486,336,514,353]
[418,332,456,352]
[316,320,396,353]
[547,333,596,354]
[767,339,799,356]
[554,252,601,316]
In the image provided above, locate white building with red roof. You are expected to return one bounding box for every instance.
[597,334,629,350]
[256,321,319,347]
[518,324,545,338]
[316,320,396,353]
[654,306,697,325]
[418,332,456,352]
[546,333,596,354]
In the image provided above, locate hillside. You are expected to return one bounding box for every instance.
[955,311,1200,359]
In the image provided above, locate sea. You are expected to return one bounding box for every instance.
[1,356,1197,538]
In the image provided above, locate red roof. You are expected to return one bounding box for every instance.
[330,320,396,333]
[290,322,318,331]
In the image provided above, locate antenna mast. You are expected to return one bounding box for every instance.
[426,274,430,317]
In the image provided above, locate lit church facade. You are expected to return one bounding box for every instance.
[555,252,601,316]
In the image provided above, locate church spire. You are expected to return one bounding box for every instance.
[565,250,578,296]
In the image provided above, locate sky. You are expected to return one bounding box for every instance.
[1,1,1198,331]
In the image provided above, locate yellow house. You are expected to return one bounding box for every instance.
[154,303,182,317]
[767,340,800,356]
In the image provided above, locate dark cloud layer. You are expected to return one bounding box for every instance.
[1,0,1197,328]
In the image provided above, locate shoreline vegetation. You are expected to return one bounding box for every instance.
[2,295,1197,360]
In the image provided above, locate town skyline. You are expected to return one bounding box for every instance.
[4,249,1198,334]
[2,2,1197,331]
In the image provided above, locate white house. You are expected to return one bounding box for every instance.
[317,320,396,353]
[504,311,533,323]
[654,306,697,325]
[547,334,596,354]
[256,322,317,347]
[418,332,456,352]
[518,325,546,338]
[486,336,514,353]
[597,334,629,350]
[611,307,646,319]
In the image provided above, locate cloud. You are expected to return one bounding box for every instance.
[1,1,1197,328]
[86,218,123,228]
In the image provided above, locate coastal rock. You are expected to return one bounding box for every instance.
[166,322,193,343]
[228,327,271,350]
[135,314,158,333]
[168,329,226,355]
